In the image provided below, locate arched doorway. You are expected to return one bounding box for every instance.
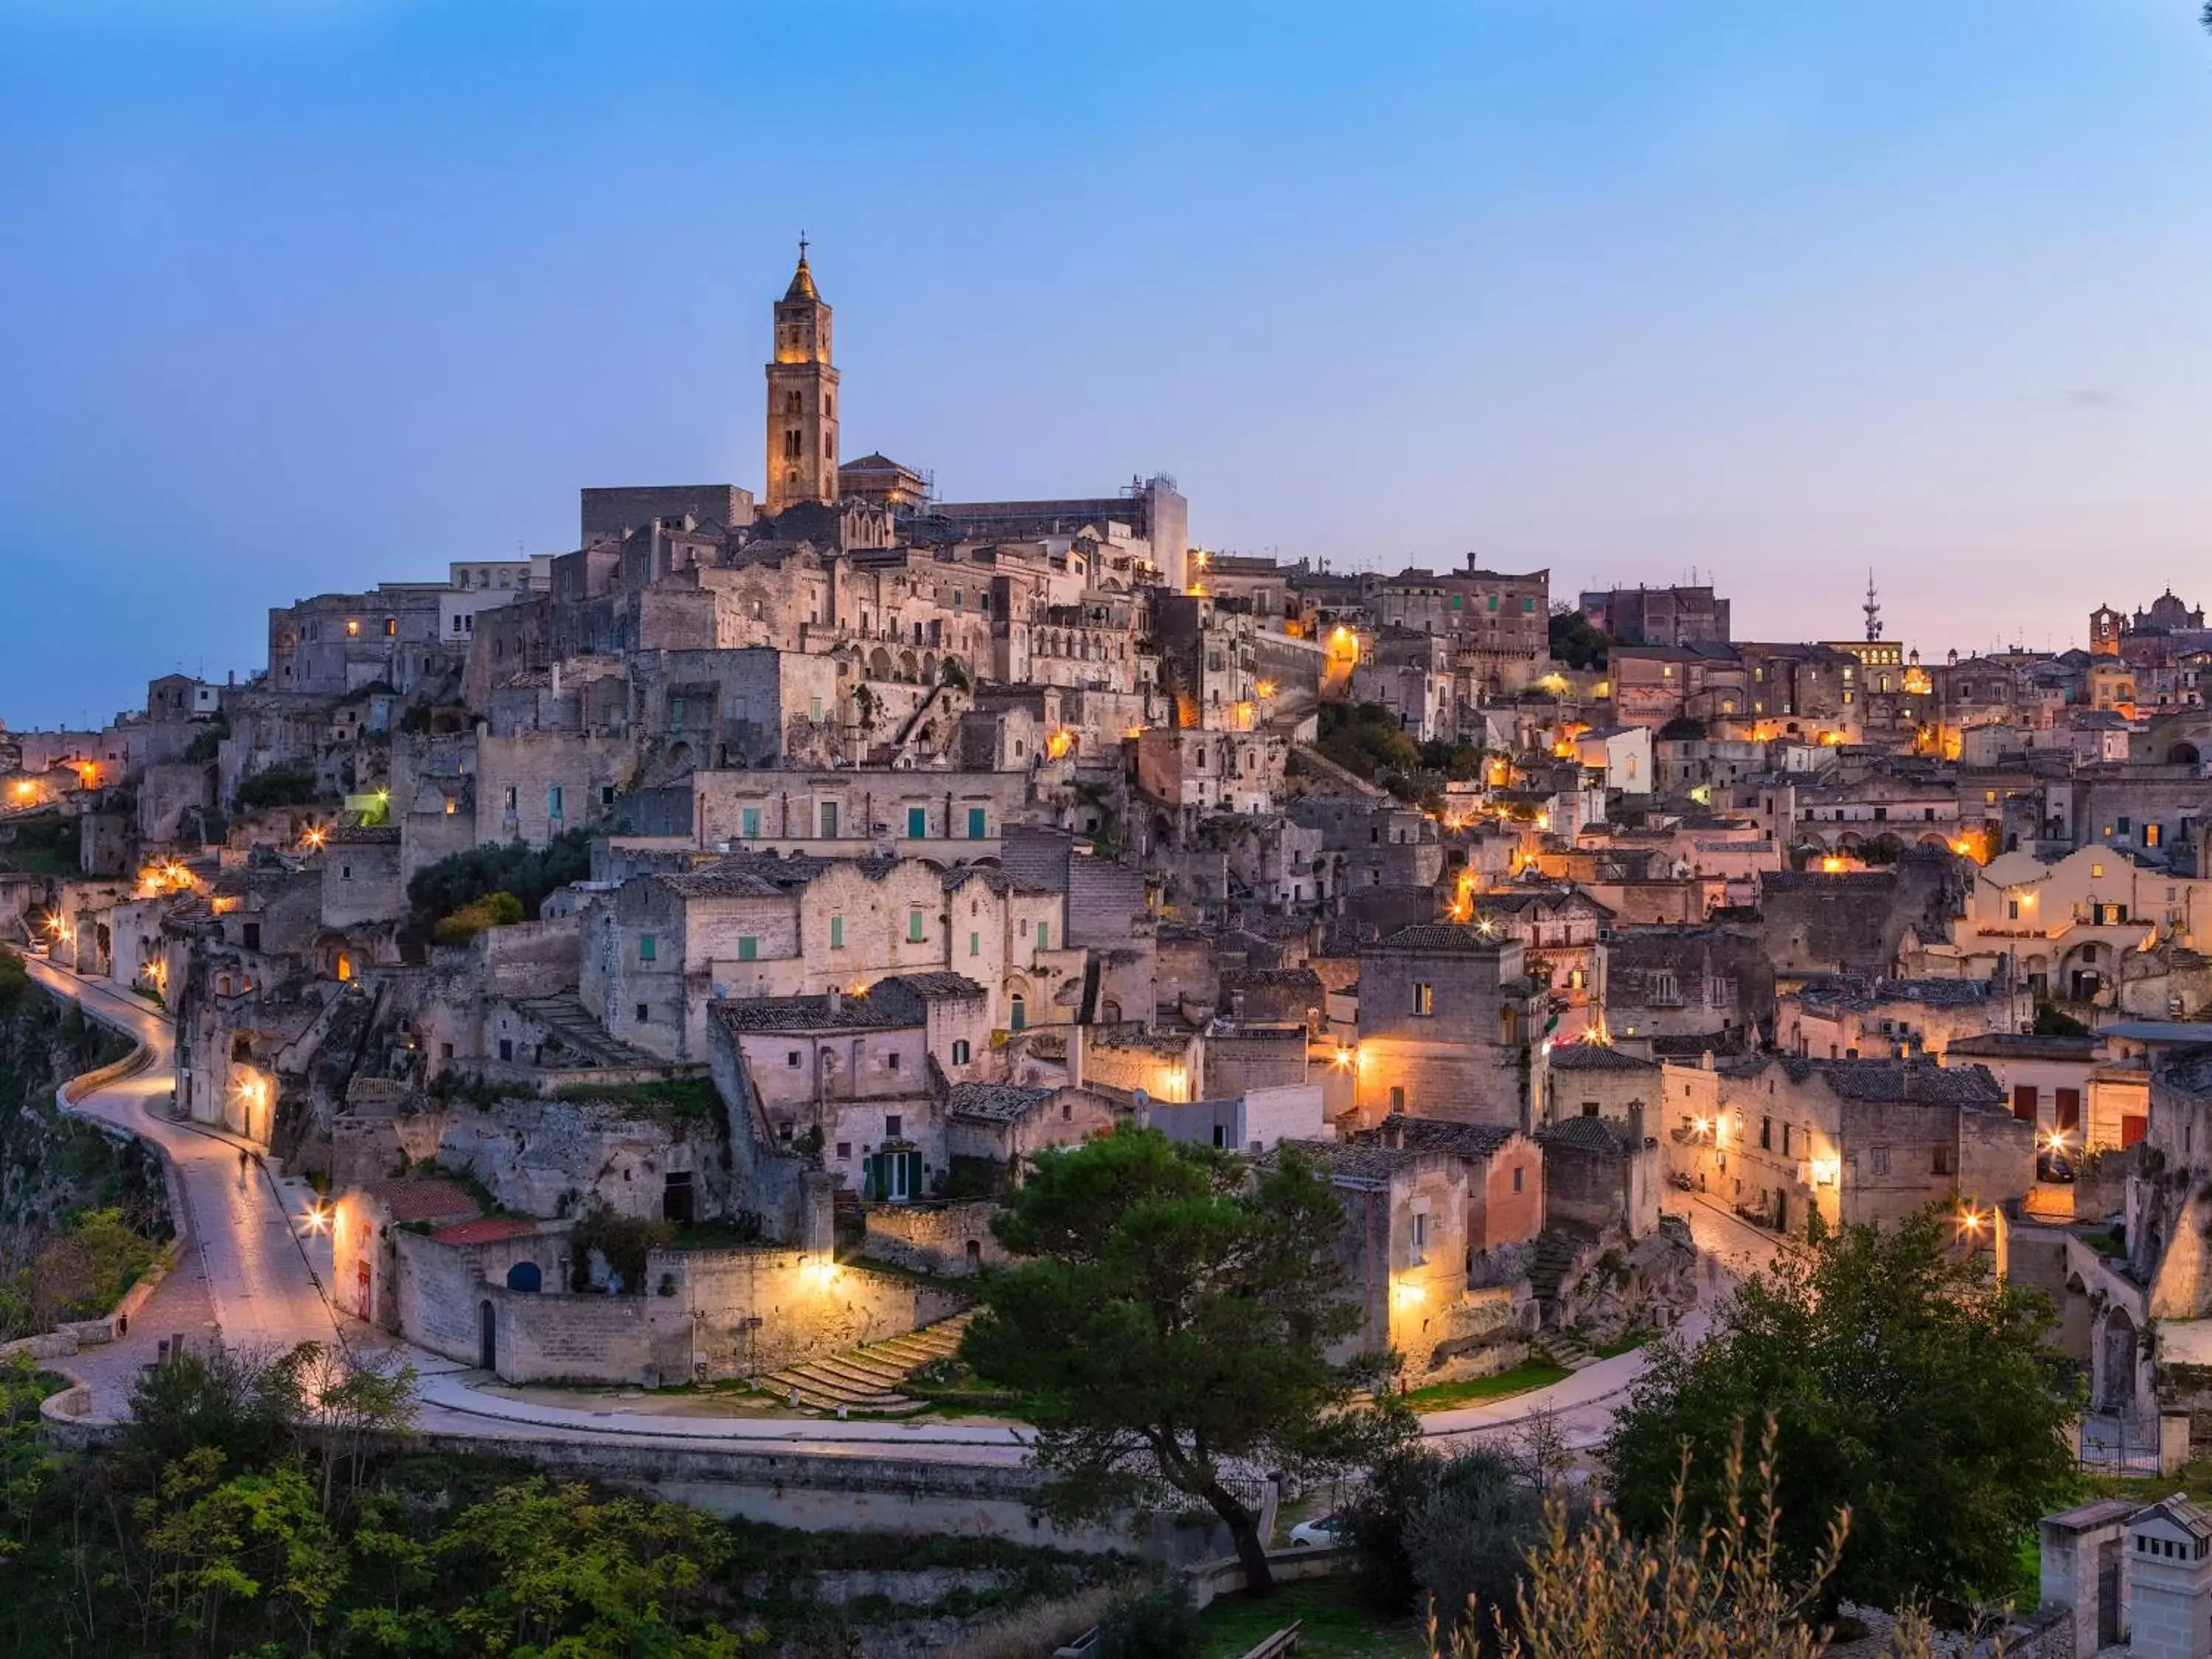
[2098,1307,2139,1413]
[2170,742,2201,767]
[1008,992,1026,1032]
[505,1262,541,1293]
[479,1300,498,1372]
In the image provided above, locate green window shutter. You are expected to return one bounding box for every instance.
[969,931,980,958]
[908,910,925,943]
[738,936,759,962]
[967,807,987,838]
[1037,922,1050,951]
[907,807,928,838]
[830,916,844,949]
[639,934,656,962]
[740,807,760,838]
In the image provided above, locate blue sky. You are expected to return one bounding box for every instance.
[3,1,2210,728]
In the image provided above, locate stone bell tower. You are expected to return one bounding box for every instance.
[764,239,840,516]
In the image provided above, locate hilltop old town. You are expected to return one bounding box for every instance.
[15,247,2212,1657]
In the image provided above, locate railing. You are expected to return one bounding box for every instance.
[1239,1624,1304,1659]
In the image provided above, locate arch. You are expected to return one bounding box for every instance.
[1099,998,1123,1024]
[922,653,937,683]
[2097,1305,2139,1413]
[479,1300,498,1372]
[868,646,893,679]
[505,1262,542,1293]
[2171,742,2202,767]
[897,650,919,681]
[1916,832,1951,850]
[664,740,695,775]
[1008,991,1028,1032]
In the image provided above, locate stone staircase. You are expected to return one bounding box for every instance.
[1526,1231,1582,1304]
[1531,1330,1598,1372]
[761,1310,974,1416]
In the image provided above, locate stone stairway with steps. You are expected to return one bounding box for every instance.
[1531,1330,1598,1372]
[1526,1231,1583,1304]
[761,1310,975,1416]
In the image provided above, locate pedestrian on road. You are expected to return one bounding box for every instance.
[239,1147,251,1179]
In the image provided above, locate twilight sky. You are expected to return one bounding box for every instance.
[4,1,2211,730]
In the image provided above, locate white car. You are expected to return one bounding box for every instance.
[1287,1513,1349,1548]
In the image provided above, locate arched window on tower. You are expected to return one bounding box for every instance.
[785,429,801,459]
[785,392,801,416]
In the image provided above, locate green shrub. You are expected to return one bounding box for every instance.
[1095,1581,1198,1659]
[235,762,321,810]
[433,890,525,945]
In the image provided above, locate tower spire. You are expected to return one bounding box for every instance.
[1864,568,1883,643]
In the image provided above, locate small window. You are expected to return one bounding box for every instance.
[1037,922,1051,951]
[787,1050,801,1067]
[886,1114,903,1139]
[1932,1145,1953,1176]
[1512,1166,1523,1193]
[498,1038,514,1062]
[1411,1211,1427,1251]
[887,1051,901,1071]
[1413,982,1435,1017]
[635,1002,650,1023]
[737,936,759,961]
[639,934,658,962]
[951,1039,971,1065]
[830,915,844,949]
[908,909,925,943]
[969,931,981,957]
[835,1141,851,1161]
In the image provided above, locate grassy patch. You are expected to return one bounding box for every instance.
[556,1077,723,1124]
[2078,1225,2127,1260]
[1399,1360,1568,1412]
[1196,1576,1423,1659]
[1595,1326,1654,1360]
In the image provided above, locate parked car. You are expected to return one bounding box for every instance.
[1288,1513,1349,1548]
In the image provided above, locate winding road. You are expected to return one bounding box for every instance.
[23,952,1775,1470]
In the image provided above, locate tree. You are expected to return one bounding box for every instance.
[2033,1001,2091,1037]
[1601,1208,2077,1613]
[960,1127,1406,1593]
[1547,605,1610,672]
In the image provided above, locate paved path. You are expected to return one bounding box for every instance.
[21,953,1776,1464]
[24,955,341,1374]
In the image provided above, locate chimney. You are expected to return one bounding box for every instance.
[1384,1118,1405,1150]
[1068,1023,1085,1089]
[826,987,842,1015]
[1628,1099,1646,1144]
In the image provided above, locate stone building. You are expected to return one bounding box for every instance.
[1279,1135,1537,1386]
[1579,584,1731,647]
[1352,923,1548,1130]
[1544,1042,1663,1128]
[709,974,995,1201]
[1535,1110,1660,1239]
[1780,975,2031,1061]
[1664,1054,2031,1237]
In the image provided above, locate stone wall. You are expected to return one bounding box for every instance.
[860,1200,1008,1277]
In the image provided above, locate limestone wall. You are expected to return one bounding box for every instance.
[860,1201,1007,1277]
